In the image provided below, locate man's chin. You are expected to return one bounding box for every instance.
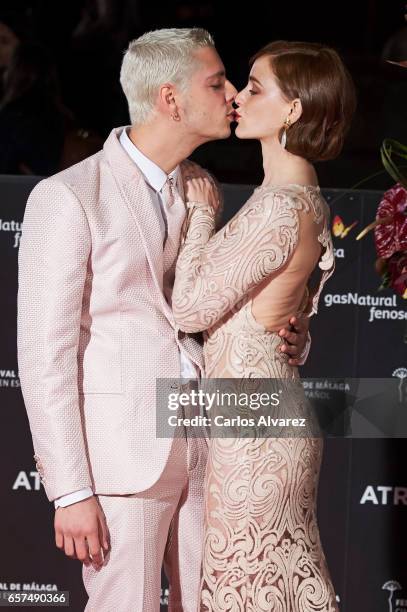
[219,124,232,139]
[200,125,232,144]
[209,127,232,141]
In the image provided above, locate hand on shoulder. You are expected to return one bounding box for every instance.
[181,160,221,214]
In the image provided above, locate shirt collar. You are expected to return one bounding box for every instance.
[120,127,179,193]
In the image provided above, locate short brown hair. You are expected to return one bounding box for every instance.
[250,41,357,161]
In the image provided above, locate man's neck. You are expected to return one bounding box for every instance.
[128,123,202,175]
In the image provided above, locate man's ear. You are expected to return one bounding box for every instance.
[158,83,180,121]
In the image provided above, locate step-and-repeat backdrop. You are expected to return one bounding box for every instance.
[1,176,406,611]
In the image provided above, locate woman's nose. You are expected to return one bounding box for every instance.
[225,79,238,102]
[235,90,244,106]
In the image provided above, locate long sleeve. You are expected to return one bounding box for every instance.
[173,190,301,333]
[17,178,94,502]
[298,332,311,366]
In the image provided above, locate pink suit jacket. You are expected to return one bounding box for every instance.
[17,127,204,502]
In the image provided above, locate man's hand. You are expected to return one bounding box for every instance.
[278,315,310,366]
[54,496,110,569]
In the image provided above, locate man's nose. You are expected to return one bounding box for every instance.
[225,79,238,102]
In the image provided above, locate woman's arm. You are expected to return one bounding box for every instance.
[173,187,301,333]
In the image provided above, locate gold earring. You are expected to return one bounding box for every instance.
[172,111,180,121]
[281,118,291,149]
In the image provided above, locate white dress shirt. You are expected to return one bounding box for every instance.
[54,127,198,509]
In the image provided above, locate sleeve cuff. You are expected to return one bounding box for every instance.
[298,331,311,366]
[54,487,94,509]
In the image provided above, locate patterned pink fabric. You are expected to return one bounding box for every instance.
[17,127,205,502]
[172,185,338,610]
[82,434,208,612]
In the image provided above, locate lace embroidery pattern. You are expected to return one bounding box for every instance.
[173,185,334,336]
[173,185,338,611]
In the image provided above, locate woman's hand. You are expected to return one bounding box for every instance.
[182,161,220,214]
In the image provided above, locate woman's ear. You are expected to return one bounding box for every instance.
[289,98,303,125]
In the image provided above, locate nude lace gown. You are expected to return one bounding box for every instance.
[172,184,339,612]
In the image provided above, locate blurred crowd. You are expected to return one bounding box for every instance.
[0,0,135,175]
[0,0,406,187]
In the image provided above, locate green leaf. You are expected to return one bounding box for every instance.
[378,270,391,292]
[381,139,407,188]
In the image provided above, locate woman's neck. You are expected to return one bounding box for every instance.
[260,136,318,187]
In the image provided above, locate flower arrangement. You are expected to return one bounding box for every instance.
[356,66,407,299]
[372,180,407,298]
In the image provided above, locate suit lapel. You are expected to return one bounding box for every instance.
[104,128,174,324]
[103,129,205,376]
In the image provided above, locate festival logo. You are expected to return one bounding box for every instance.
[332,215,358,239]
[0,219,22,249]
[360,485,407,505]
[331,215,358,260]
[333,247,345,259]
[12,470,42,492]
[0,581,61,593]
[382,580,406,612]
[392,368,407,403]
[0,368,20,390]
[323,291,406,323]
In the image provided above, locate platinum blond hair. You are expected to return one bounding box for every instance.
[120,28,215,126]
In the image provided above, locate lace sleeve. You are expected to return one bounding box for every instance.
[172,190,301,333]
[308,202,335,317]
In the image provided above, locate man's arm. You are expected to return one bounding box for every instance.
[18,178,110,567]
[18,178,93,501]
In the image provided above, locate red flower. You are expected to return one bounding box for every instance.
[374,183,407,258]
[387,252,407,297]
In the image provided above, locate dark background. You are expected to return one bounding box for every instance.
[0,0,406,188]
[0,178,406,611]
[0,2,406,611]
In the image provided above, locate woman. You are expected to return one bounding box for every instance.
[173,41,356,612]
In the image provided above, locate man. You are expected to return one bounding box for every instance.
[17,28,309,611]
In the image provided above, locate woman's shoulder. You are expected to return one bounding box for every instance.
[252,183,322,209]
[253,182,320,196]
[248,183,331,230]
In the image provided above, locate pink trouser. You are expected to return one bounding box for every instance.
[83,432,208,612]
